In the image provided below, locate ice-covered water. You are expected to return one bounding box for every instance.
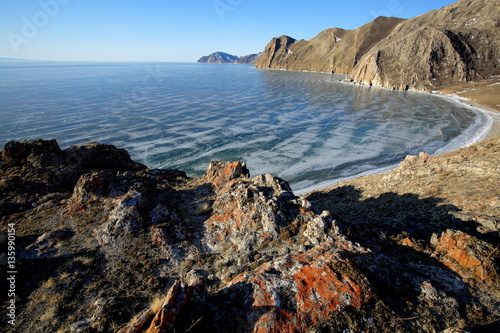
[0,62,490,192]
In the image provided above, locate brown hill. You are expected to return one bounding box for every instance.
[351,0,500,90]
[256,0,499,91]
[255,16,404,73]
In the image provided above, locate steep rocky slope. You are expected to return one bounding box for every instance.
[256,0,499,91]
[0,138,499,332]
[255,16,404,73]
[350,0,500,90]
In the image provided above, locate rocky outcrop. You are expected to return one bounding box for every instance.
[306,136,500,331]
[1,138,499,332]
[198,52,261,64]
[256,0,499,91]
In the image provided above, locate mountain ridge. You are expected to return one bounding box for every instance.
[256,0,499,91]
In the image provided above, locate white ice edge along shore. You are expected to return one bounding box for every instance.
[294,88,495,196]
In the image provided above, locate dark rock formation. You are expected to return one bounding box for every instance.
[255,0,499,91]
[0,138,499,332]
[197,51,261,64]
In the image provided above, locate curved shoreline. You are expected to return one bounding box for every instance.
[293,76,499,196]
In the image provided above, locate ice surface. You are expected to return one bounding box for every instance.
[0,62,491,193]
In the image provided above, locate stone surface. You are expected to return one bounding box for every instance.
[431,229,499,283]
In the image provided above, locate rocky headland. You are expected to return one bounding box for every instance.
[0,135,499,332]
[255,0,499,92]
[198,52,261,64]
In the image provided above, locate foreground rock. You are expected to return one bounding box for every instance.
[0,139,499,332]
[256,0,499,91]
[306,136,500,331]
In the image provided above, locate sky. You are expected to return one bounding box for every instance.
[0,0,458,62]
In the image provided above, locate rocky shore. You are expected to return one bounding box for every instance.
[0,128,499,332]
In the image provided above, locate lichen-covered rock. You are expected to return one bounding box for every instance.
[221,241,370,333]
[203,160,250,188]
[1,138,499,332]
[94,189,145,245]
[203,178,287,253]
[431,229,499,284]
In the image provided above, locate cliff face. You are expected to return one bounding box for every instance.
[256,0,499,91]
[350,0,500,90]
[197,52,261,64]
[1,139,499,332]
[255,17,404,73]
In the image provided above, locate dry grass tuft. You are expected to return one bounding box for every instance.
[39,306,57,322]
[149,293,165,314]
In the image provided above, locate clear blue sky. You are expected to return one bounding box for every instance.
[0,0,457,62]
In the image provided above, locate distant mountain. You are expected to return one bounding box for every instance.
[234,53,261,64]
[198,52,238,63]
[256,0,499,91]
[198,51,261,64]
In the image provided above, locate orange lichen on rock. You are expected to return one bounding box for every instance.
[203,161,250,188]
[431,229,498,283]
[227,241,369,332]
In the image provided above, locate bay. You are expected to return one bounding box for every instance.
[0,62,490,192]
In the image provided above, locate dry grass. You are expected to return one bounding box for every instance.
[40,277,56,289]
[124,293,165,330]
[149,293,165,314]
[195,201,212,215]
[74,255,95,265]
[39,306,57,322]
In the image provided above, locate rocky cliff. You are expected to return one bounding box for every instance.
[0,139,499,332]
[255,17,404,73]
[350,0,500,90]
[256,0,499,91]
[198,52,261,64]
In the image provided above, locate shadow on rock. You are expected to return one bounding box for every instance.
[306,186,500,331]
